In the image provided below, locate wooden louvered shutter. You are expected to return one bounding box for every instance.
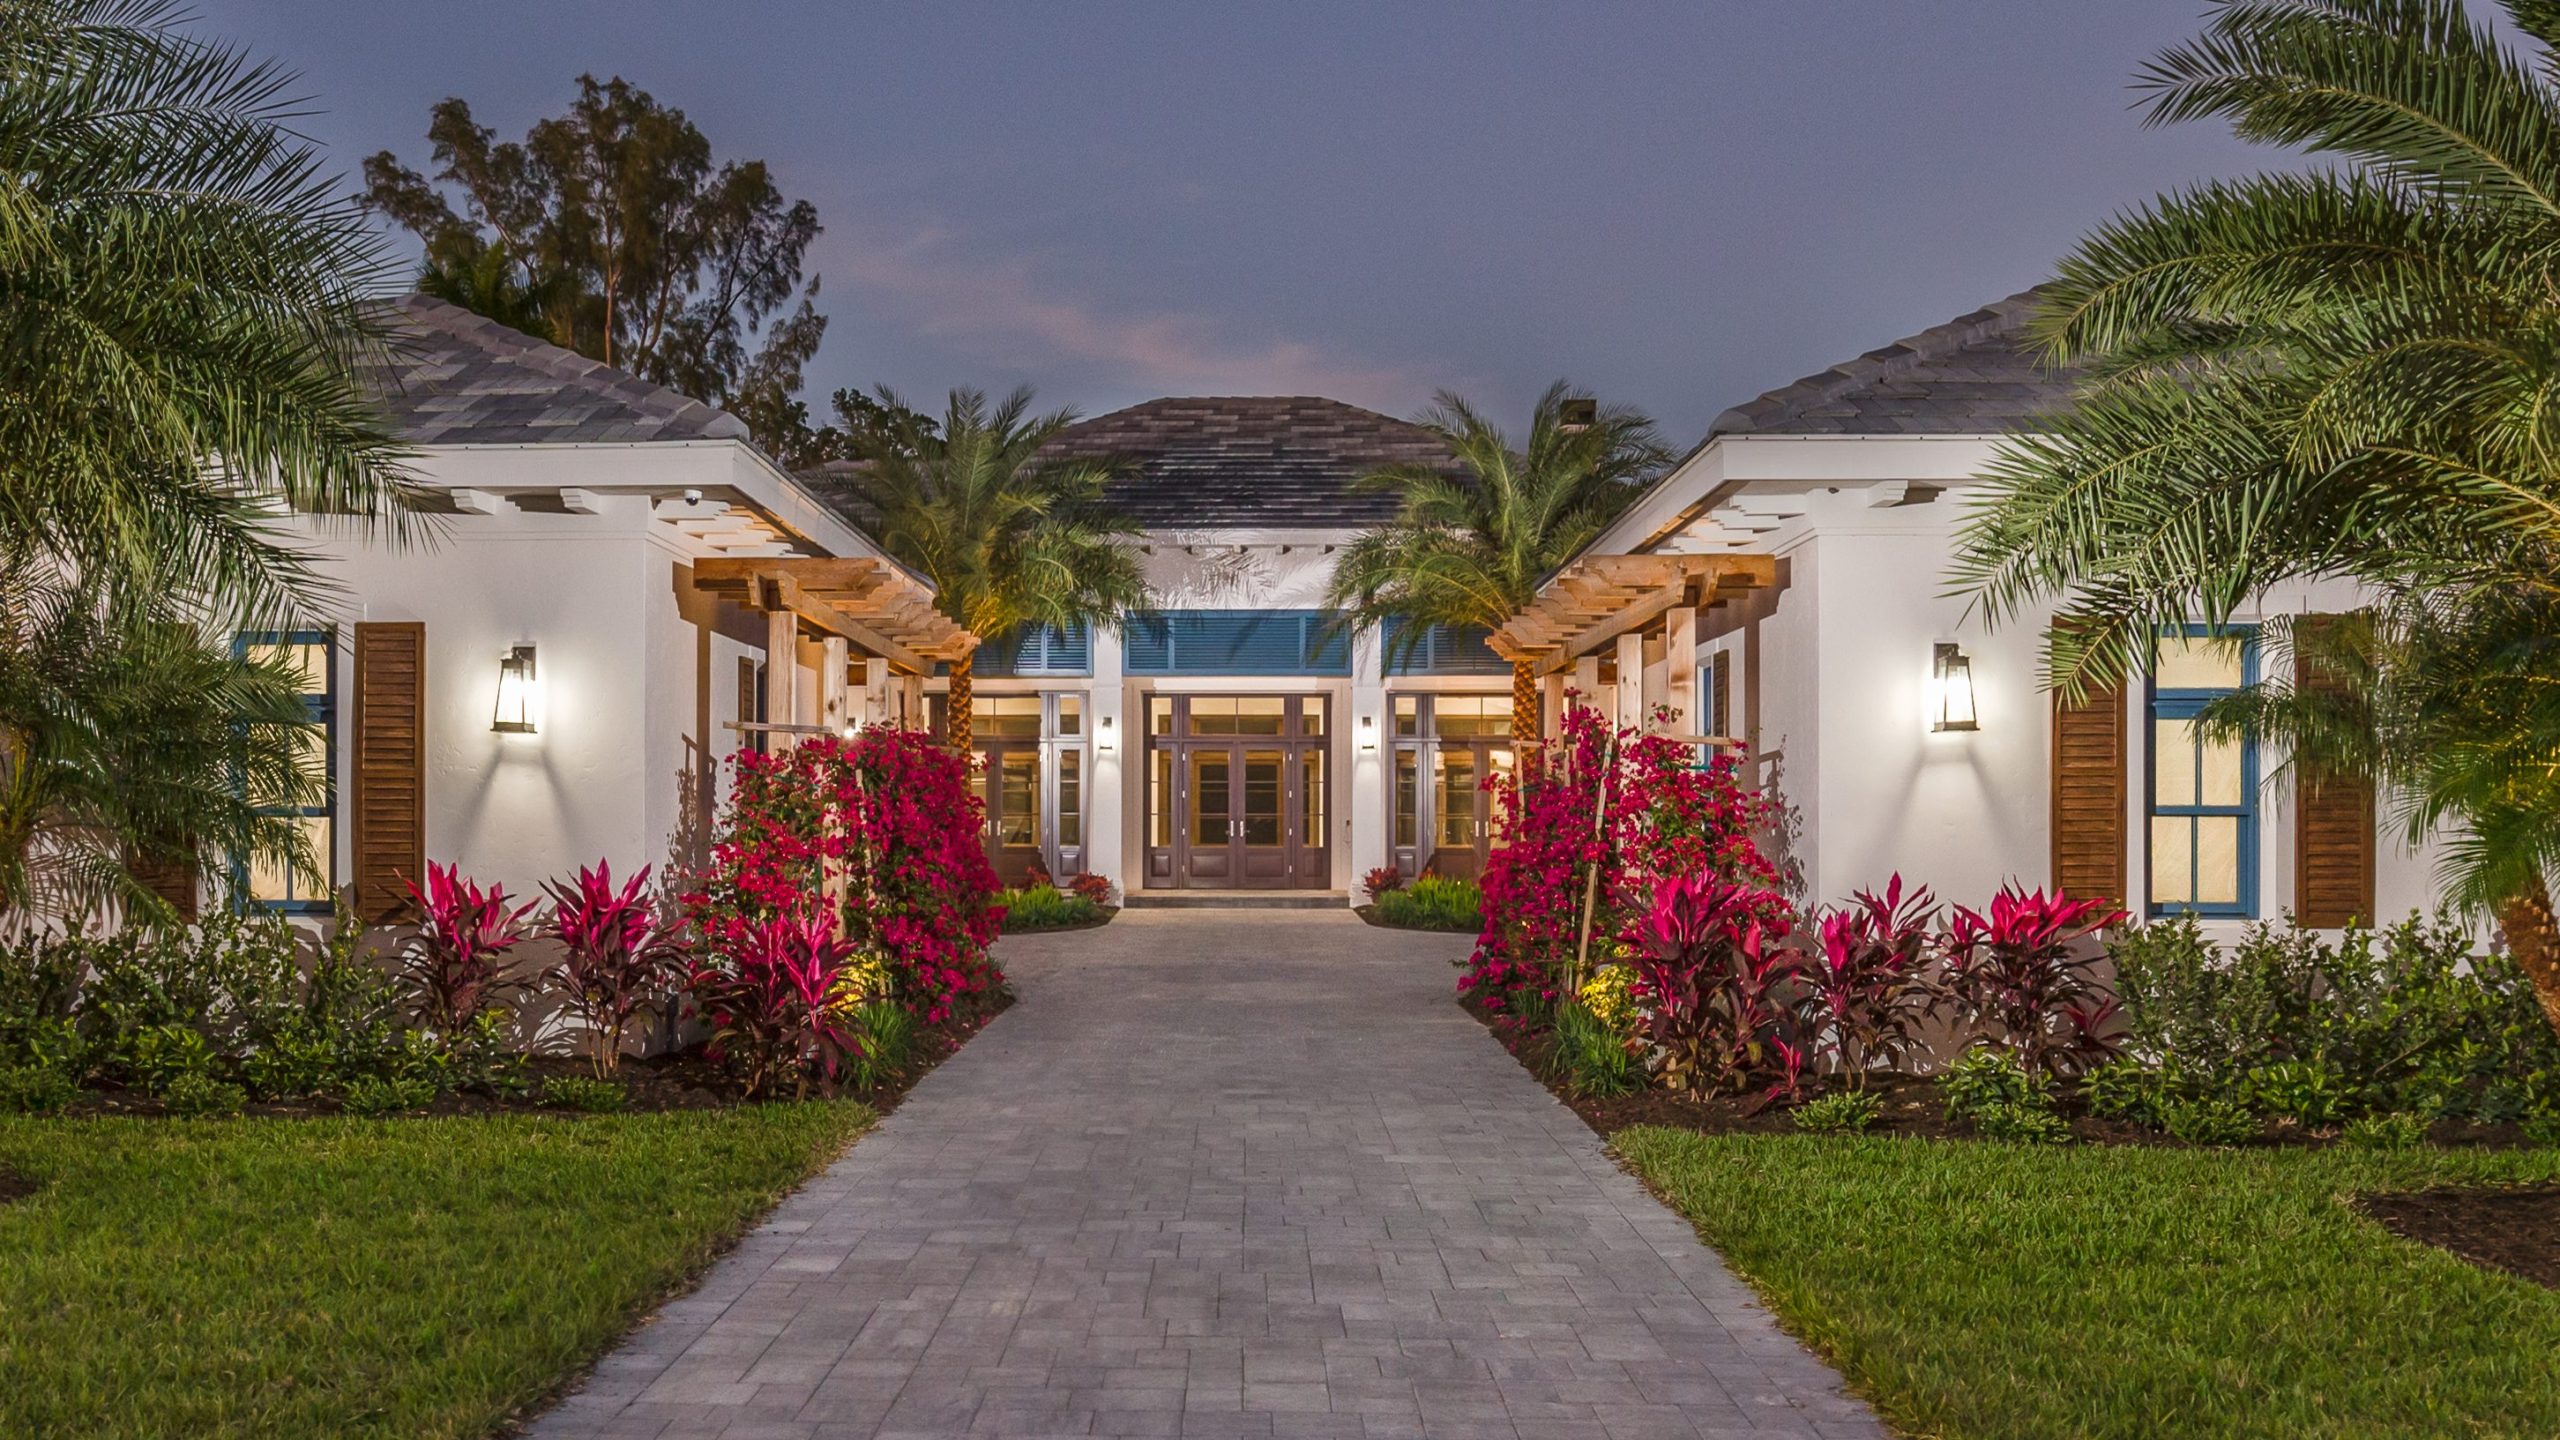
[351,622,425,922]
[2294,616,2376,927]
[1711,658,1732,738]
[2052,677,2128,905]
[130,852,197,922]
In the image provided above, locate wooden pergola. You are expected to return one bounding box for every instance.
[1488,552,1774,740]
[692,556,977,737]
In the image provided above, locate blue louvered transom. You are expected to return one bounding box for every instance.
[1124,610,1350,676]
[1382,620,1509,676]
[976,621,1092,677]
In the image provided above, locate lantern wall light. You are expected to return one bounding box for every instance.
[1358,713,1379,751]
[492,644,538,733]
[1930,642,1978,733]
[1097,713,1118,754]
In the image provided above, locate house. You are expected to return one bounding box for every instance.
[244,297,970,920]
[1490,290,2442,930]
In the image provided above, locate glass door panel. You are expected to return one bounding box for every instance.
[1434,749,1479,847]
[1240,750,1283,847]
[997,753,1039,846]
[1190,750,1231,847]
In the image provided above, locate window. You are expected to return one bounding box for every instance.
[2147,627,2257,916]
[239,630,335,911]
[977,621,1091,678]
[1382,621,1509,676]
[972,694,1044,739]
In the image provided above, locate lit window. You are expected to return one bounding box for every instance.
[238,630,335,912]
[2147,627,2257,916]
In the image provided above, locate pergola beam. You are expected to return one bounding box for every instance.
[1488,553,1775,676]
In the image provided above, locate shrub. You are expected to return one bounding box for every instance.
[120,1023,214,1095]
[1373,876,1483,932]
[845,999,915,1093]
[544,859,683,1076]
[2244,1059,2354,1130]
[1794,874,1938,1088]
[543,1074,626,1113]
[2342,1112,2428,1150]
[241,1027,341,1101]
[998,883,1102,931]
[1938,1046,2050,1123]
[1629,872,1805,1099]
[1064,871,1114,907]
[1577,964,1639,1036]
[2160,1095,2259,1146]
[689,909,857,1099]
[0,932,85,1064]
[1467,701,1784,1013]
[160,1072,245,1118]
[688,730,1005,1025]
[1792,1090,1882,1133]
[1361,866,1405,903]
[1974,1100,2073,1144]
[1545,1000,1638,1098]
[2081,1060,2178,1128]
[392,862,535,1032]
[341,1074,436,1116]
[2523,1111,2560,1147]
[1937,885,2125,1078]
[0,1063,75,1114]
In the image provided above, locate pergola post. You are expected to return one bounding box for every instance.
[1615,632,1645,731]
[764,601,800,751]
[820,636,850,734]
[1663,605,1698,735]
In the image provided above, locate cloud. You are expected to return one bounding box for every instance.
[833,221,1437,410]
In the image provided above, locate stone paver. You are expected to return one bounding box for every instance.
[529,910,1885,1440]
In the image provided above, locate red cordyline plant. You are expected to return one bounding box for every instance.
[1793,874,1939,1090]
[1463,699,1784,1014]
[1936,884,2128,1078]
[688,907,856,1099]
[1627,870,1807,1099]
[687,728,1004,1028]
[395,861,537,1032]
[544,859,684,1077]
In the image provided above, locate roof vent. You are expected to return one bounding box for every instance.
[1558,397,1597,432]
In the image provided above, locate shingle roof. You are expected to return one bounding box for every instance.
[362,294,748,446]
[1036,396,1453,529]
[1709,288,2077,438]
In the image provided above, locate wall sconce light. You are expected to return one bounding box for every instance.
[492,644,539,733]
[1097,713,1118,754]
[1358,714,1379,752]
[1930,642,1978,733]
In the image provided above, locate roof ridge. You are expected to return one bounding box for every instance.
[1709,287,2055,438]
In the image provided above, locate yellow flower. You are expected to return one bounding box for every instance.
[828,949,895,1017]
[1579,965,1638,1034]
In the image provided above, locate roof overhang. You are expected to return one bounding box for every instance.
[690,556,977,675]
[1488,553,1775,676]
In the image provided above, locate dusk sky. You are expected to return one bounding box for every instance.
[195,2,2300,445]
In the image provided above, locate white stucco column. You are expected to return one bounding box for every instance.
[1348,624,1388,903]
[1087,626,1127,897]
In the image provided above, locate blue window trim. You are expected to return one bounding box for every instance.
[233,629,336,913]
[978,620,1093,678]
[2146,624,2259,918]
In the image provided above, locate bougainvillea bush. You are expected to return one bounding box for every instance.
[687,729,1006,1034]
[1462,699,1783,1014]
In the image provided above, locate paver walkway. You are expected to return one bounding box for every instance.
[532,910,1885,1440]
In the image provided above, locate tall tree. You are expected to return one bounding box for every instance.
[362,75,826,459]
[1948,0,2560,1033]
[0,0,399,911]
[1325,383,1669,741]
[826,388,1147,753]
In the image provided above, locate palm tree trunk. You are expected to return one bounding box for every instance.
[2497,875,2560,1041]
[1511,658,1541,744]
[946,652,974,754]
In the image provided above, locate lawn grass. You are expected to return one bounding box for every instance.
[1615,1127,2560,1440]
[0,1104,871,1439]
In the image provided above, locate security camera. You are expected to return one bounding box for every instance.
[682,487,703,505]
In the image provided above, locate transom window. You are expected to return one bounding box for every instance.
[2147,627,2257,917]
[238,630,335,912]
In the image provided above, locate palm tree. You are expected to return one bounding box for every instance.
[1325,383,1669,741]
[831,387,1147,752]
[0,2,410,918]
[1948,0,2560,1033]
[0,0,415,628]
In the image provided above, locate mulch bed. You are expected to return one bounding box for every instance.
[2358,1186,2560,1291]
[54,990,1015,1122]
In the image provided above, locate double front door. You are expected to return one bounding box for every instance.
[1145,695,1329,890]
